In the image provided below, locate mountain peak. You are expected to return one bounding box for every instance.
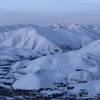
[49,23,62,29]
[68,23,81,30]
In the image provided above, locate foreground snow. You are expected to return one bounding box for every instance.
[11,39,100,95]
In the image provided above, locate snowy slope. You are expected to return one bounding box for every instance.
[0,24,100,53]
[0,24,100,95]
[11,39,100,92]
[0,28,62,54]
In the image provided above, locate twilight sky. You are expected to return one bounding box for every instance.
[0,0,100,25]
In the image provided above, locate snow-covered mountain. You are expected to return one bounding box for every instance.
[0,24,100,52]
[0,24,100,96]
[11,39,100,93]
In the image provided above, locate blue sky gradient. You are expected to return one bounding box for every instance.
[0,0,100,25]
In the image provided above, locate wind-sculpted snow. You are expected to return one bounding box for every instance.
[0,24,100,97]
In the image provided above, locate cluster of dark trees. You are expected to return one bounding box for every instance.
[0,82,100,100]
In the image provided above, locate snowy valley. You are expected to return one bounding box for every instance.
[0,24,100,99]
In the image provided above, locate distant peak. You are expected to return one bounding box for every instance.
[49,23,62,29]
[68,23,81,30]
